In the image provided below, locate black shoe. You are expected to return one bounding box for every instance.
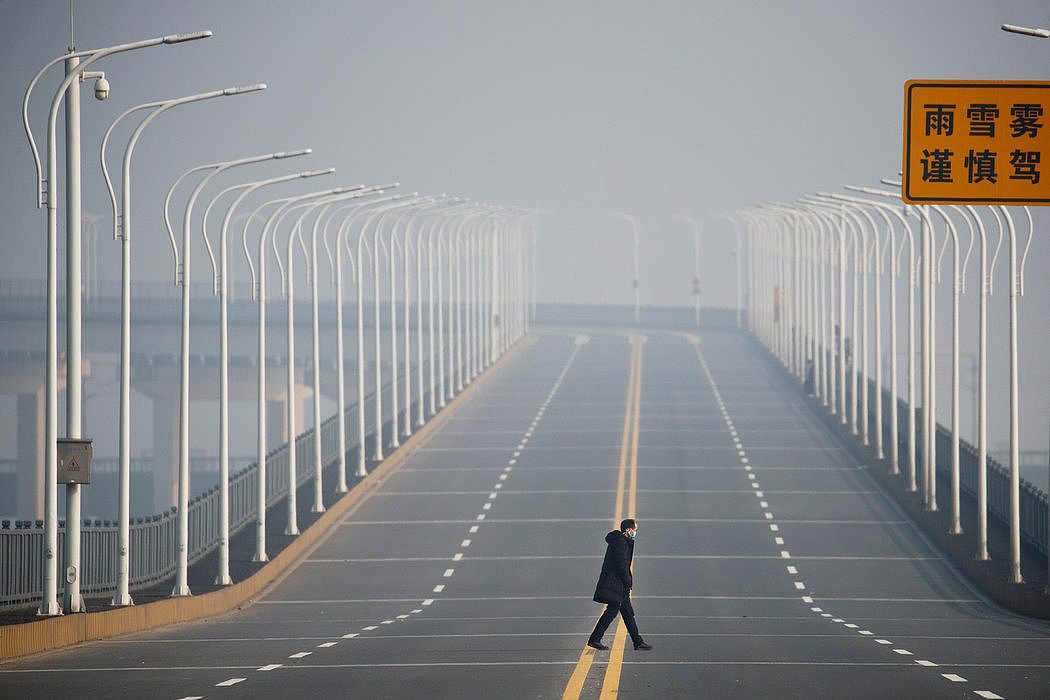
[634,641,653,651]
[587,640,610,651]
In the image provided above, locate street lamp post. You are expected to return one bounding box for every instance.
[275,187,366,532]
[844,186,922,489]
[805,201,863,436]
[243,184,345,543]
[997,205,1034,584]
[326,192,403,487]
[715,214,746,330]
[1000,13,1049,595]
[23,28,212,616]
[959,205,1003,560]
[100,83,266,601]
[930,205,971,535]
[612,213,641,323]
[674,215,703,327]
[303,189,390,510]
[223,169,333,564]
[169,151,312,585]
[831,192,917,479]
[813,196,886,457]
[354,198,422,473]
[399,200,451,433]
[426,203,472,414]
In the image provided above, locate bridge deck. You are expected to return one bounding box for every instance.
[2,330,1047,699]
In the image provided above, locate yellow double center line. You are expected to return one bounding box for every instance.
[562,336,642,700]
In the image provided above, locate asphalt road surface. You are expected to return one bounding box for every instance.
[2,329,1049,699]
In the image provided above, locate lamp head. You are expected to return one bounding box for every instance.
[1002,23,1050,38]
[163,30,214,44]
[224,83,267,96]
[275,148,312,159]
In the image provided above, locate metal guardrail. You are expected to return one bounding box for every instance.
[812,347,1048,558]
[855,376,1049,557]
[0,361,432,608]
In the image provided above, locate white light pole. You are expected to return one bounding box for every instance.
[873,179,936,510]
[196,159,320,581]
[354,197,423,473]
[326,192,402,491]
[240,173,335,560]
[300,188,387,511]
[1000,13,1049,595]
[959,205,1003,560]
[844,185,922,489]
[398,199,452,433]
[813,195,887,457]
[100,82,266,601]
[673,215,703,327]
[930,205,971,535]
[274,187,366,533]
[414,202,466,424]
[385,198,440,448]
[831,191,917,480]
[426,203,472,414]
[804,200,864,436]
[997,205,1034,584]
[192,154,313,583]
[23,28,212,616]
[715,214,746,330]
[612,213,641,323]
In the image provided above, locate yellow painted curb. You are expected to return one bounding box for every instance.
[0,339,528,661]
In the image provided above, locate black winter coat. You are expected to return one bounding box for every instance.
[592,530,634,605]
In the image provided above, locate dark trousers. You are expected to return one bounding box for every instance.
[589,595,642,646]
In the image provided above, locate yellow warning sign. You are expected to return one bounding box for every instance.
[903,80,1050,204]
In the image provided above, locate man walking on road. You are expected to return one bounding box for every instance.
[587,518,652,651]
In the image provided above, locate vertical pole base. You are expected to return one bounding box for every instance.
[170,585,192,597]
[37,601,62,617]
[110,594,134,607]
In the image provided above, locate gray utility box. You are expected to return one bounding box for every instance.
[57,438,93,484]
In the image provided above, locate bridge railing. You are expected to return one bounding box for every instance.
[844,361,1049,557]
[0,360,431,608]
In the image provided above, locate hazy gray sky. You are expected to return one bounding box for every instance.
[1,1,1047,453]
[2,0,1048,305]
